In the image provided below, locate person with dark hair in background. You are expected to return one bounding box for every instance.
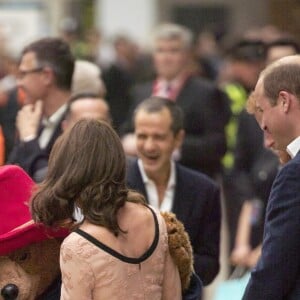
[0,54,22,162]
[229,106,279,269]
[220,39,268,255]
[30,119,182,300]
[265,37,300,65]
[126,97,221,288]
[121,23,230,179]
[8,37,75,178]
[221,39,267,170]
[230,38,299,270]
[102,34,141,132]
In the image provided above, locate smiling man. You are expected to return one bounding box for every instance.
[126,97,221,287]
[243,55,300,300]
[121,23,230,179]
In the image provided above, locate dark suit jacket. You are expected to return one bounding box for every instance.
[243,151,300,300]
[126,159,221,285]
[36,276,61,300]
[7,114,65,178]
[102,62,135,132]
[233,111,278,202]
[121,76,231,178]
[225,111,279,248]
[0,87,21,161]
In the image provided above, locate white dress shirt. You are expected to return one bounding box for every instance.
[137,159,176,212]
[287,136,300,159]
[39,104,67,149]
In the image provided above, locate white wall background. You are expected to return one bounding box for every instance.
[96,0,158,46]
[0,2,48,57]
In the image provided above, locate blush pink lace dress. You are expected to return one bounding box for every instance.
[60,207,182,299]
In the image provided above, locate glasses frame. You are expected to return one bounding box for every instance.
[17,66,44,79]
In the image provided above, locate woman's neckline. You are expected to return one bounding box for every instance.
[74,206,159,264]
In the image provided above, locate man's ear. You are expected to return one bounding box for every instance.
[42,67,55,86]
[175,129,185,149]
[278,90,291,113]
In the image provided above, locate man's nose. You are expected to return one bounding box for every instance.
[259,116,268,131]
[144,138,156,151]
[264,132,274,149]
[1,283,19,300]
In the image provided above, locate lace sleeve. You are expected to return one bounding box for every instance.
[161,232,182,299]
[60,241,95,300]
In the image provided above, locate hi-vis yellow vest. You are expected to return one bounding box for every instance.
[222,83,248,170]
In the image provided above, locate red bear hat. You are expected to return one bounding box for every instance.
[0,165,69,255]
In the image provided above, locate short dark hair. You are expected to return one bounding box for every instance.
[22,37,75,90]
[227,39,266,62]
[133,97,184,135]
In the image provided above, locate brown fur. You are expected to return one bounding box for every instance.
[0,238,62,300]
[161,212,194,291]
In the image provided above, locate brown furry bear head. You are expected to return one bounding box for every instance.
[0,238,62,300]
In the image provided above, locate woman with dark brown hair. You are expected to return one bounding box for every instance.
[30,119,181,300]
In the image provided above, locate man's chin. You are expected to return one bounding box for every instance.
[144,162,158,170]
[143,163,160,176]
[160,72,177,81]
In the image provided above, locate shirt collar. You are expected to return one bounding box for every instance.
[156,75,183,91]
[286,136,300,159]
[137,159,176,189]
[42,104,67,126]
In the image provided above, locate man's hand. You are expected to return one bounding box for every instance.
[246,245,262,268]
[231,244,251,267]
[16,100,43,141]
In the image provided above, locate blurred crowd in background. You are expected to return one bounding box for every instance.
[0,5,299,299]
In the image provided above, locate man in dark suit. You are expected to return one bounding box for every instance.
[8,38,74,177]
[243,55,300,299]
[126,97,221,286]
[230,110,279,267]
[121,23,230,179]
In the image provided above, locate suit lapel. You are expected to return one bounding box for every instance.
[175,77,192,105]
[126,160,149,203]
[45,112,66,153]
[294,150,300,161]
[172,164,193,223]
[127,161,195,221]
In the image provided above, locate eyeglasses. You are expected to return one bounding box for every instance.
[17,67,44,79]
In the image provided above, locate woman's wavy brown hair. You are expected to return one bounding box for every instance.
[30,119,144,236]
